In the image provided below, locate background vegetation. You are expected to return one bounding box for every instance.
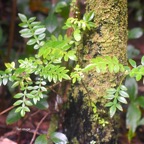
[0,0,144,143]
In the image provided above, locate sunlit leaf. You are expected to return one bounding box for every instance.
[119,90,129,98]
[38,33,46,41]
[15,107,23,113]
[40,86,47,91]
[34,28,46,35]
[109,105,116,118]
[19,23,28,28]
[74,29,81,41]
[136,74,142,81]
[34,44,40,49]
[21,32,33,38]
[25,100,33,106]
[120,85,127,91]
[18,13,27,22]
[104,95,115,100]
[117,96,127,104]
[28,17,36,22]
[105,102,113,107]
[13,100,23,106]
[14,93,23,98]
[50,132,68,144]
[129,59,136,68]
[116,103,123,111]
[3,78,8,85]
[27,39,37,45]
[20,109,25,117]
[83,11,95,21]
[23,106,30,112]
[106,88,116,94]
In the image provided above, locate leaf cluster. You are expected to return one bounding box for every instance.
[38,35,77,62]
[83,56,125,74]
[129,56,144,81]
[63,11,95,41]
[18,13,46,49]
[105,85,129,118]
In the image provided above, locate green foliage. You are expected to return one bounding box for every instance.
[2,7,144,143]
[34,132,68,144]
[0,11,140,123]
[18,13,46,49]
[34,97,49,110]
[71,65,83,83]
[83,56,125,74]
[129,56,144,81]
[6,108,22,124]
[125,77,144,141]
[0,12,95,129]
[0,16,100,144]
[50,132,68,144]
[88,101,109,127]
[35,134,48,144]
[0,13,75,118]
[38,35,77,62]
[104,85,129,118]
[45,12,58,34]
[55,1,68,13]
[128,27,143,39]
[63,12,95,41]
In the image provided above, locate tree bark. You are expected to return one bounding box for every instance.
[64,0,127,143]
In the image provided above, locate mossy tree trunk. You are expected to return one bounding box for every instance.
[64,0,127,143]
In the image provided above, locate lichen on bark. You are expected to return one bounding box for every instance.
[64,0,127,143]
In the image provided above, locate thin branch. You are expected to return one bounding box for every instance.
[0,105,15,116]
[2,130,17,138]
[81,80,93,111]
[30,112,50,144]
[30,110,41,117]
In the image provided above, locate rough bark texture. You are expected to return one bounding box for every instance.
[64,0,127,143]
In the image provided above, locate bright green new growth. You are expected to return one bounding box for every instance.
[83,56,125,73]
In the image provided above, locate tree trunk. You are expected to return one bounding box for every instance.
[64,0,127,143]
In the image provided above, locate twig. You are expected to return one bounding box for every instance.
[81,80,93,111]
[0,105,15,116]
[2,130,17,138]
[30,112,50,144]
[30,110,40,117]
